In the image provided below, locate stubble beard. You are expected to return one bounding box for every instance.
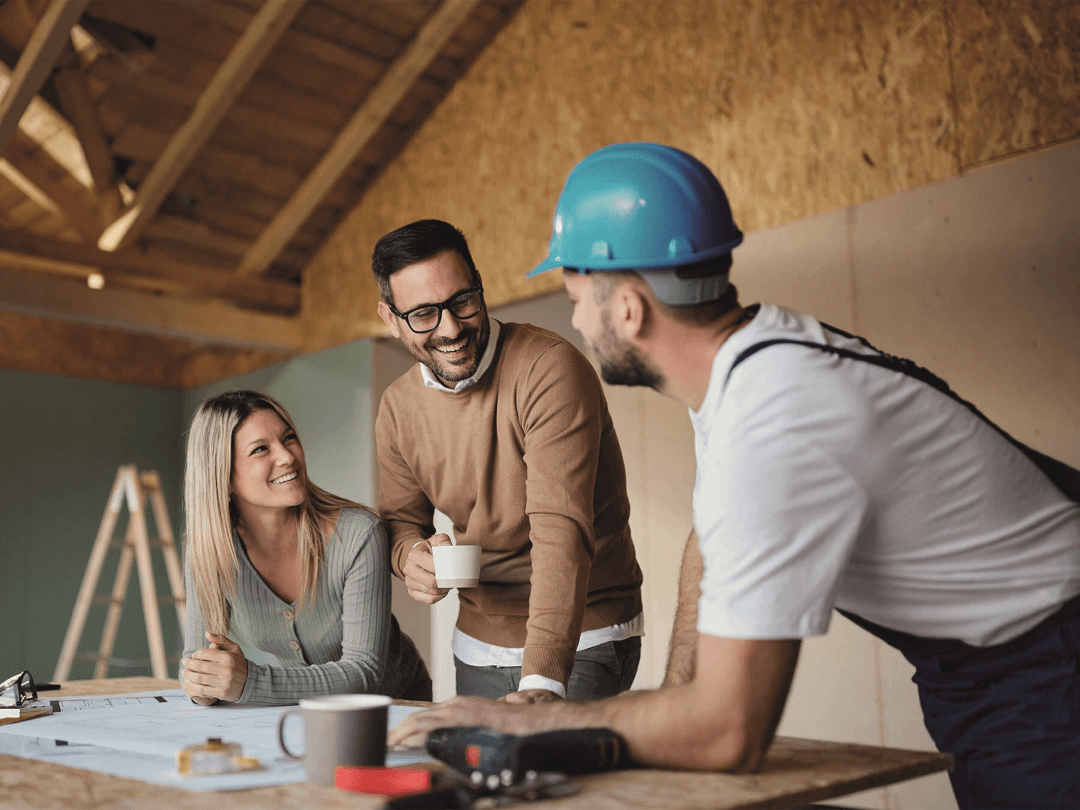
[594,312,664,391]
[407,316,491,385]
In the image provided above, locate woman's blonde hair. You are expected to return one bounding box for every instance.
[184,390,365,634]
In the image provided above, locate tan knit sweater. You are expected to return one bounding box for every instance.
[376,321,643,685]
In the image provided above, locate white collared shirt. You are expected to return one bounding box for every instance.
[419,318,502,393]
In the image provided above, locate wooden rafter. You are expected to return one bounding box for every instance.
[51,65,122,220]
[0,226,300,312]
[0,50,116,237]
[0,267,303,351]
[235,0,481,277]
[96,0,307,252]
[0,0,89,158]
[0,58,94,186]
[3,129,102,240]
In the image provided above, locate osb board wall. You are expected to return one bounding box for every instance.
[302,0,1080,354]
[0,311,294,389]
[952,0,1080,167]
[4,0,1077,387]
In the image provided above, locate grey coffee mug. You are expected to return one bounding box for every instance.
[276,694,392,786]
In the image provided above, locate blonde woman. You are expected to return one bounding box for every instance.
[180,390,430,705]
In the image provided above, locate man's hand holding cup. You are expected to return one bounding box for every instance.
[403,534,454,605]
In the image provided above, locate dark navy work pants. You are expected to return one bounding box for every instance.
[842,596,1080,810]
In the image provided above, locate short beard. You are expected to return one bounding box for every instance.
[411,315,490,384]
[595,312,664,391]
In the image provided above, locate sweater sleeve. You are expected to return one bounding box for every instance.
[180,552,209,692]
[376,392,437,578]
[517,341,602,684]
[233,513,393,705]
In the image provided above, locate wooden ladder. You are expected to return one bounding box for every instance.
[54,465,186,681]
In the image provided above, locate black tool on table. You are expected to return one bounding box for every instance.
[383,726,628,808]
[383,771,578,809]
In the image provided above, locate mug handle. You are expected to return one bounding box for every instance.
[277,707,303,760]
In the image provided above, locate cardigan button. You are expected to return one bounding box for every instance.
[283,609,295,620]
[289,640,300,651]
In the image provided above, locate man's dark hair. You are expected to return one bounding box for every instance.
[371,219,480,305]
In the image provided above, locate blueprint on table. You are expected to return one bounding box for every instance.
[0,690,431,792]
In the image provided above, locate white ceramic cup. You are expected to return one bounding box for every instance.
[432,544,482,588]
[276,694,391,786]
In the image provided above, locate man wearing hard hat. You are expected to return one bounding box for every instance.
[390,143,1080,810]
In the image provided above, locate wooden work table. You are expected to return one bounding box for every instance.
[0,677,951,809]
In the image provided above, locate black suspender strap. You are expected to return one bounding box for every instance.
[727,326,1080,504]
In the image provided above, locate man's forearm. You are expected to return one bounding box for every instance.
[502,685,756,769]
[387,523,425,578]
[602,637,799,771]
[402,645,795,771]
[390,636,801,773]
[664,529,702,687]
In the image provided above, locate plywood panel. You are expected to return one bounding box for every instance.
[0,310,193,388]
[850,139,1080,464]
[635,390,698,688]
[733,207,857,332]
[302,0,959,353]
[0,311,296,390]
[950,0,1080,168]
[179,344,297,390]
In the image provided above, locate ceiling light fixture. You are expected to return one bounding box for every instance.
[87,273,105,290]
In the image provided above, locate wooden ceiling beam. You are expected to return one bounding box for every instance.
[2,128,103,241]
[0,48,121,238]
[0,155,62,216]
[0,0,89,157]
[0,226,300,312]
[236,0,481,277]
[51,65,122,220]
[96,0,306,253]
[0,266,303,351]
[0,59,93,186]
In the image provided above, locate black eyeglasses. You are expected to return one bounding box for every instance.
[388,287,484,334]
[0,670,36,708]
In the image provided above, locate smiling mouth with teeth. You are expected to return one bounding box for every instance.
[271,471,298,484]
[433,337,470,354]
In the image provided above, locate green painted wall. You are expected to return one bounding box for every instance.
[180,340,375,508]
[0,370,183,684]
[0,340,378,688]
[179,341,377,666]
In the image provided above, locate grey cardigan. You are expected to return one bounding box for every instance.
[182,508,425,704]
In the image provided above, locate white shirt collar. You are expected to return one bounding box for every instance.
[420,318,502,394]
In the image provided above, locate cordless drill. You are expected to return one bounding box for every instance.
[424,726,629,790]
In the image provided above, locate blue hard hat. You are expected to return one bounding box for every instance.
[529,143,743,301]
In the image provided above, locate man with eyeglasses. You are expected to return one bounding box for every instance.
[372,219,644,703]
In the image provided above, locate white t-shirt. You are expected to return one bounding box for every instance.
[691,303,1080,647]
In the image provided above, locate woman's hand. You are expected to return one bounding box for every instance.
[181,631,248,703]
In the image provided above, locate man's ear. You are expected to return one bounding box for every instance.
[611,282,649,341]
[377,301,402,339]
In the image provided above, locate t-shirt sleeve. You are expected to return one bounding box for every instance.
[695,362,870,639]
